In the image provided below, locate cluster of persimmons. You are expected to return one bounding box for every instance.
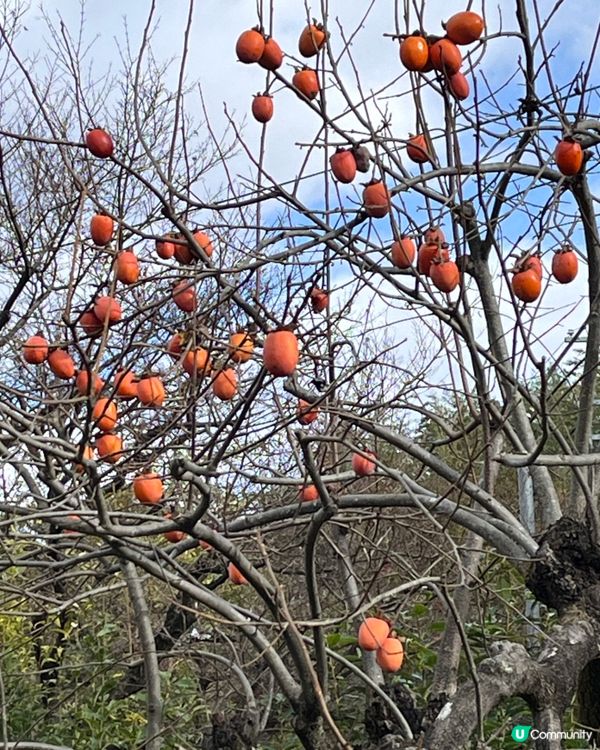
[236,10,582,304]
[19,9,587,671]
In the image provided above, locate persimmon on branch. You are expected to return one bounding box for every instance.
[1,0,600,747]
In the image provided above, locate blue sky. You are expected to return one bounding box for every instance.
[16,0,600,395]
[21,0,598,204]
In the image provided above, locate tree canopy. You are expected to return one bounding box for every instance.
[1,1,600,748]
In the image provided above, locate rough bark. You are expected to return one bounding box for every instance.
[526,517,600,613]
[294,708,326,750]
[369,518,600,749]
[203,710,258,750]
[424,617,599,749]
[365,683,422,746]
[576,660,600,745]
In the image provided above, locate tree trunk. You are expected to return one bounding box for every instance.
[358,518,600,749]
[294,709,326,750]
[471,257,561,527]
[576,659,600,745]
[569,179,600,527]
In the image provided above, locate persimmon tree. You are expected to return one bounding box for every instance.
[1,0,600,748]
